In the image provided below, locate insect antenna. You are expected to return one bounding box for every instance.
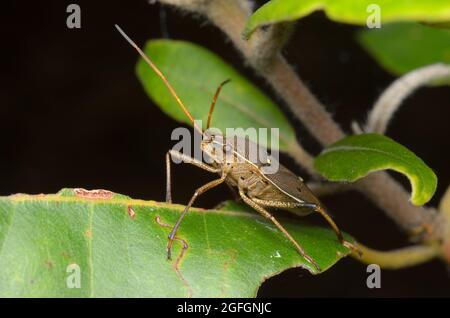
[206,79,231,130]
[115,24,202,134]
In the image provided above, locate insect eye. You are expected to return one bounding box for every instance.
[223,144,232,153]
[204,134,214,142]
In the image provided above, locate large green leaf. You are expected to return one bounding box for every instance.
[0,189,352,297]
[357,22,450,79]
[314,134,437,206]
[136,40,296,151]
[244,0,450,39]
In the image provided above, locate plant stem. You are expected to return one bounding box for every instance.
[263,55,345,145]
[353,242,440,269]
[356,173,442,236]
[366,63,450,133]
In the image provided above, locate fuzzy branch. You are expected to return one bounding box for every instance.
[156,0,446,246]
[366,63,450,134]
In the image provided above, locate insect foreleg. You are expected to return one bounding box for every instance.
[167,171,228,260]
[238,188,321,271]
[166,150,221,203]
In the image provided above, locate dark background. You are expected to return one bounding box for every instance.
[1,0,450,297]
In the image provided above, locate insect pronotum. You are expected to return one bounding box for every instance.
[115,25,357,271]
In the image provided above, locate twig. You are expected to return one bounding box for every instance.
[247,22,296,71]
[353,242,440,270]
[365,63,450,133]
[356,173,442,236]
[155,0,446,245]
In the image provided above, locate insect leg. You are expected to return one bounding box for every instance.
[167,172,227,260]
[256,198,345,243]
[165,150,221,203]
[310,204,361,255]
[313,205,344,243]
[251,198,305,209]
[238,188,321,272]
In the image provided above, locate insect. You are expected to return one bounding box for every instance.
[115,25,357,271]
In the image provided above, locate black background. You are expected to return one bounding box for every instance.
[1,0,450,297]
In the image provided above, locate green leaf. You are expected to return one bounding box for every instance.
[244,0,450,39]
[314,134,437,206]
[357,22,450,80]
[136,40,296,151]
[0,190,352,297]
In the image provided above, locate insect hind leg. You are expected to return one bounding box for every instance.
[312,204,361,256]
[258,198,345,244]
[312,204,344,243]
[238,188,321,272]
